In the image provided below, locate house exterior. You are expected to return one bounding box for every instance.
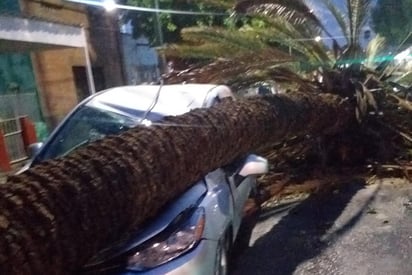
[0,0,124,170]
[1,0,124,127]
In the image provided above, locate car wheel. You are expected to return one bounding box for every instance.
[215,232,230,275]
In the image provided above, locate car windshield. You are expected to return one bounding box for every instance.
[37,106,139,161]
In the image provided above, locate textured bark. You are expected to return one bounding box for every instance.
[0,92,354,274]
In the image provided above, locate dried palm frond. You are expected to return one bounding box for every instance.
[164,54,295,87]
[365,35,386,69]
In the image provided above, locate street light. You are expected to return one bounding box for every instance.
[314,36,322,42]
[103,0,116,12]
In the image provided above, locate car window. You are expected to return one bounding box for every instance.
[38,106,139,161]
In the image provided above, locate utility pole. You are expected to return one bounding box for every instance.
[154,0,166,75]
[154,0,164,45]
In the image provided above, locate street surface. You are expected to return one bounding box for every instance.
[232,179,412,275]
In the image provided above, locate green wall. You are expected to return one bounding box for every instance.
[0,0,20,14]
[0,0,36,94]
[0,53,48,140]
[0,53,37,94]
[0,2,49,139]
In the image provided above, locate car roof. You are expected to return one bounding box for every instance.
[84,84,231,118]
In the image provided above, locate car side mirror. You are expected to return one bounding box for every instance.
[27,142,43,159]
[238,154,269,177]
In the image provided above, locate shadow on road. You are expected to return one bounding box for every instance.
[232,178,375,275]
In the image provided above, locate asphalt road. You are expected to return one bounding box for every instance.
[232,179,412,275]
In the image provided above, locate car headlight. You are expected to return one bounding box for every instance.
[127,207,205,271]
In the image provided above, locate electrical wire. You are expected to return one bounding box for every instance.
[65,0,229,16]
[138,79,164,125]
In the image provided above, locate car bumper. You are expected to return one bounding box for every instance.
[120,239,219,275]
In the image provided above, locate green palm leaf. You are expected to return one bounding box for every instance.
[347,0,372,47]
[235,0,321,26]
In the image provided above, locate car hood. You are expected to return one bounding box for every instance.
[84,180,208,267]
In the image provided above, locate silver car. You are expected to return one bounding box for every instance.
[24,84,268,274]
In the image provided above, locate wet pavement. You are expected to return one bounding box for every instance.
[232,179,412,275]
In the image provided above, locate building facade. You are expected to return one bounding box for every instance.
[0,0,124,168]
[1,0,124,129]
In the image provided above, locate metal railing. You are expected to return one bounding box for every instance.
[0,117,27,163]
[0,92,43,122]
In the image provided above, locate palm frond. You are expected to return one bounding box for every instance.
[172,23,332,66]
[365,35,386,69]
[394,71,412,87]
[378,32,412,80]
[232,0,343,63]
[165,43,235,60]
[165,38,292,61]
[178,26,268,51]
[346,0,372,46]
[256,17,332,65]
[164,53,297,83]
[235,0,322,27]
[319,0,349,43]
[228,65,317,91]
[197,0,236,10]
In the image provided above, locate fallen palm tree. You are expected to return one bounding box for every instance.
[0,91,353,274]
[163,0,412,179]
[163,52,412,212]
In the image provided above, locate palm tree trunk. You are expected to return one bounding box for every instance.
[0,92,354,274]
